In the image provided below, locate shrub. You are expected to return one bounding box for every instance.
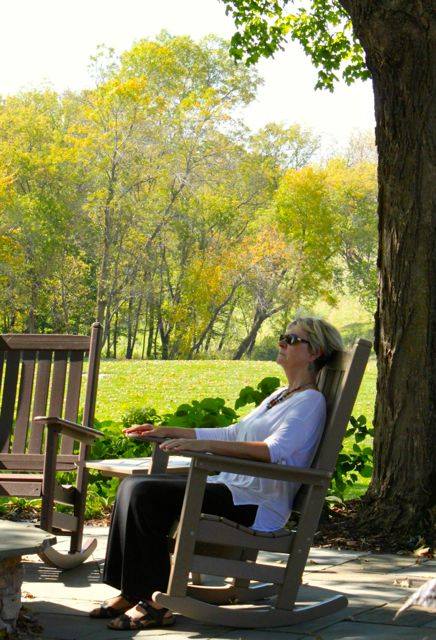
[162,397,238,428]
[328,414,374,502]
[235,376,281,409]
[121,407,162,429]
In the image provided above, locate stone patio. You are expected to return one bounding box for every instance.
[21,526,436,639]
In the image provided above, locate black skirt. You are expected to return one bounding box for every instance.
[103,474,258,600]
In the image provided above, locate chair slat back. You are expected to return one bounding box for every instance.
[12,350,37,453]
[0,324,102,468]
[0,351,5,397]
[61,351,84,454]
[315,339,371,471]
[28,351,52,453]
[48,351,68,419]
[292,339,371,514]
[0,349,20,453]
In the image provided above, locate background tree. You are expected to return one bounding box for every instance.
[221,0,435,544]
[325,158,377,312]
[0,35,379,368]
[0,90,83,332]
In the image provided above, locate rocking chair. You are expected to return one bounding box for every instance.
[142,338,372,627]
[0,323,104,569]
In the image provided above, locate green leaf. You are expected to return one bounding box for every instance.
[360,465,373,478]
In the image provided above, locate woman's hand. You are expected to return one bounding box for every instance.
[123,425,197,440]
[160,438,210,453]
[123,423,157,437]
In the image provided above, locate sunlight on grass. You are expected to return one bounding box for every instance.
[95,357,376,425]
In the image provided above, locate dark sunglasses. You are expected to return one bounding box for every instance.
[278,333,311,347]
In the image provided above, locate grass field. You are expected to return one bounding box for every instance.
[95,357,377,425]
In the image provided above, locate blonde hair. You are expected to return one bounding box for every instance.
[288,316,344,371]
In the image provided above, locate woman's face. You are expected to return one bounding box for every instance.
[276,323,315,371]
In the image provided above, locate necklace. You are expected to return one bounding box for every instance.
[266,382,316,410]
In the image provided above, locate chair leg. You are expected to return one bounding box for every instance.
[40,429,59,532]
[70,453,90,554]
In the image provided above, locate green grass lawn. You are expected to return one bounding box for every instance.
[95,357,376,425]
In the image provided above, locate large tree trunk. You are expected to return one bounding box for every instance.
[346,1,435,541]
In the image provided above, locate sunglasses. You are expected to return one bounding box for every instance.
[278,333,311,347]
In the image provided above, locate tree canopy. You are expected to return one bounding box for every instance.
[0,33,377,359]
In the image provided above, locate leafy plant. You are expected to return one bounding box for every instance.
[328,414,374,502]
[234,376,281,409]
[121,407,161,429]
[89,419,150,461]
[162,397,238,429]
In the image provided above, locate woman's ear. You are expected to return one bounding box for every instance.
[307,348,323,372]
[309,347,323,363]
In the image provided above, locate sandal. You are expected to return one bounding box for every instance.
[89,597,135,619]
[107,602,175,630]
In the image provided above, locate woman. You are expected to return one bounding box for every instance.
[90,316,343,630]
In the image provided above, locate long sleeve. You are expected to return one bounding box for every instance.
[264,396,325,466]
[195,422,241,442]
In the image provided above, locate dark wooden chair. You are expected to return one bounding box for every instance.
[142,338,371,627]
[0,323,104,569]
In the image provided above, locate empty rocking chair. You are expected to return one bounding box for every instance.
[0,323,104,569]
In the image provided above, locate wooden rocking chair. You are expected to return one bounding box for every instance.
[0,323,104,569]
[143,338,372,627]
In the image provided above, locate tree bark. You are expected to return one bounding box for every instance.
[345,1,436,541]
[112,310,119,359]
[233,308,268,360]
[218,299,237,352]
[146,305,155,359]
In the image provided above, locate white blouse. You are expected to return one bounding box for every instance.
[195,388,326,532]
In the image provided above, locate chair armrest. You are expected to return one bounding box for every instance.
[125,434,170,444]
[172,450,331,486]
[33,416,104,444]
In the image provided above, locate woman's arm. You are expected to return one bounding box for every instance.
[123,424,196,439]
[160,438,271,462]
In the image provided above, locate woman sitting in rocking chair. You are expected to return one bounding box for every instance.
[90,316,343,630]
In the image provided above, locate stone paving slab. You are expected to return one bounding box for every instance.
[29,609,231,640]
[424,619,436,629]
[354,598,435,627]
[25,597,99,615]
[260,547,370,570]
[325,554,424,574]
[19,527,436,640]
[303,569,426,591]
[299,619,436,639]
[22,558,116,601]
[390,565,436,581]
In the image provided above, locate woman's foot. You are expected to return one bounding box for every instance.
[107,601,174,630]
[89,594,135,619]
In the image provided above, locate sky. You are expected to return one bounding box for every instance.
[0,0,375,151]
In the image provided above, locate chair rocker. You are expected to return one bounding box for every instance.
[0,323,104,570]
[144,338,372,628]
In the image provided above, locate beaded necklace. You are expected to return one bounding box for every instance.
[266,382,317,410]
